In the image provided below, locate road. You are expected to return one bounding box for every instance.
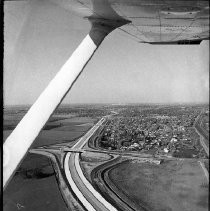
[64,111,209,211]
[64,116,118,211]
[198,161,209,182]
[194,112,209,157]
[31,116,118,211]
[30,111,209,211]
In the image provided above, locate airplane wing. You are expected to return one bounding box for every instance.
[53,0,209,44]
[3,0,209,189]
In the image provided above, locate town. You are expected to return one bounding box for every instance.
[99,105,208,158]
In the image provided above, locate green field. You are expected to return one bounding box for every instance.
[3,114,96,147]
[108,159,209,211]
[3,154,69,211]
[3,130,86,148]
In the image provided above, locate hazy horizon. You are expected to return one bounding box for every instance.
[4,102,209,107]
[4,0,209,105]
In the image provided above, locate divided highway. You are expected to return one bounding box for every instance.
[194,112,209,157]
[64,117,118,211]
[30,111,209,211]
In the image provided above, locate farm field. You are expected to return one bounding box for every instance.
[4,129,87,148]
[3,113,96,147]
[108,159,209,211]
[3,153,69,211]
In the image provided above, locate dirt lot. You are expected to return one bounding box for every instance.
[108,159,209,211]
[80,152,111,162]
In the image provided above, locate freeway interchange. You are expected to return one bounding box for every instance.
[30,111,209,211]
[31,116,121,211]
[64,117,118,211]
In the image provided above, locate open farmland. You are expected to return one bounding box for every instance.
[108,159,209,211]
[3,110,96,147]
[3,153,69,211]
[3,130,84,148]
[50,117,95,132]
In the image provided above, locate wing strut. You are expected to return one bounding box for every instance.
[3,18,128,189]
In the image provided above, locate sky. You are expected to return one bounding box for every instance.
[4,0,209,105]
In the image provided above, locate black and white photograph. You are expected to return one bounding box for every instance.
[3,0,209,211]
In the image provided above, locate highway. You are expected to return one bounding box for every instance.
[31,116,119,211]
[30,111,209,211]
[65,111,209,211]
[194,112,209,157]
[198,161,209,182]
[64,117,118,211]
